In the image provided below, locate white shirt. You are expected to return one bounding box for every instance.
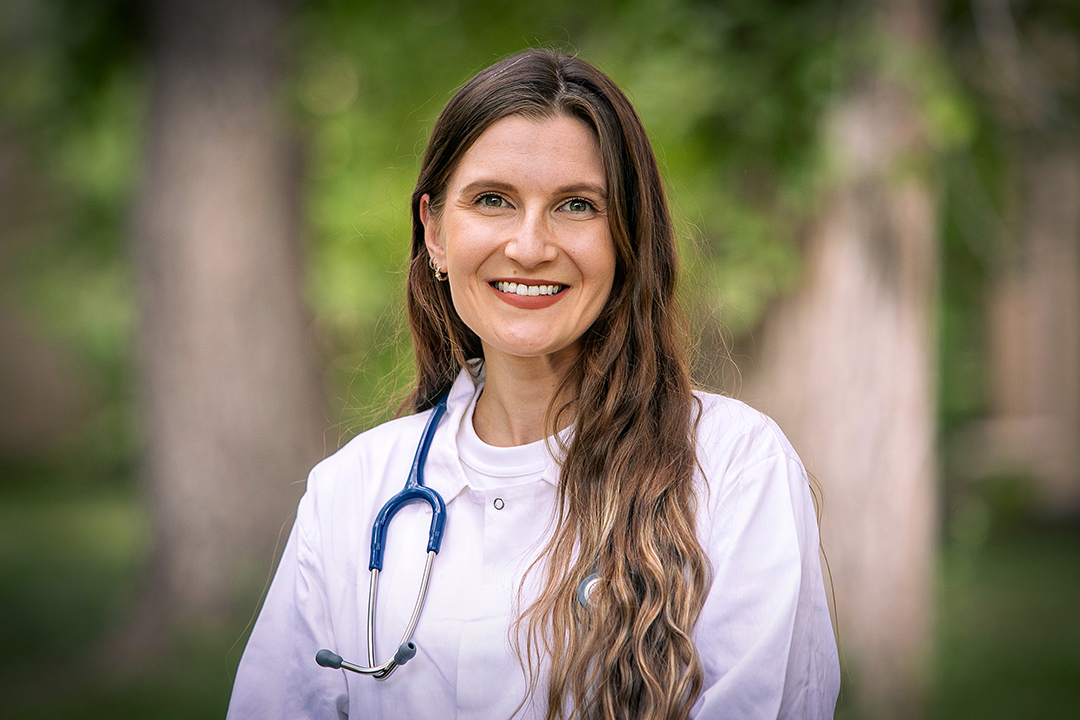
[227,369,840,719]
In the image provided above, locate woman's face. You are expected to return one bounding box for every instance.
[421,114,616,367]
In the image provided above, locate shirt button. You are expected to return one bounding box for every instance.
[493,497,505,510]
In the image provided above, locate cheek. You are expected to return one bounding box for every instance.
[443,218,491,271]
[443,245,487,323]
[584,234,617,294]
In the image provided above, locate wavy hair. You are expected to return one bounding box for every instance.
[404,50,710,720]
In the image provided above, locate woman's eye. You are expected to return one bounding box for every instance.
[563,198,594,213]
[478,194,508,208]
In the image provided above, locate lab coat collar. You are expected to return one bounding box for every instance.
[421,365,562,506]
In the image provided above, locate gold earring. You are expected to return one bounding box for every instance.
[429,255,447,281]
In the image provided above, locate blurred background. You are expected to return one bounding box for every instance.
[1,0,1077,717]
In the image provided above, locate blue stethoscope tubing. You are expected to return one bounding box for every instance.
[316,395,449,680]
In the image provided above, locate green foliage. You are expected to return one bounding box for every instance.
[936,0,1080,438]
[5,0,1062,473]
[9,0,981,450]
[591,0,840,331]
[2,0,1016,498]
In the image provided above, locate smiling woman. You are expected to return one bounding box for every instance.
[420,114,616,437]
[227,49,839,720]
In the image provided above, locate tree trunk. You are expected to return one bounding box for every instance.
[982,147,1080,514]
[131,0,324,641]
[739,2,939,716]
[956,0,1080,517]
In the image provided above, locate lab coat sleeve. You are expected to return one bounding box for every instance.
[692,421,840,719]
[227,483,349,720]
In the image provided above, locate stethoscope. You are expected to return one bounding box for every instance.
[316,395,449,680]
[313,392,601,681]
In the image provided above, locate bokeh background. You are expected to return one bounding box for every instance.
[2,0,1078,718]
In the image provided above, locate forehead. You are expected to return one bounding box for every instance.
[448,114,606,191]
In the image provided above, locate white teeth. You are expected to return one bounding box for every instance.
[494,281,564,296]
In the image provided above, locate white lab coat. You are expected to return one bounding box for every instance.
[227,369,840,719]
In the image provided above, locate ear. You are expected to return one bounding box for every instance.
[419,194,444,265]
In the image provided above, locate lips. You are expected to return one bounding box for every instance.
[488,279,568,309]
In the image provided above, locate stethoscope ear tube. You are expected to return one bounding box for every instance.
[369,487,446,570]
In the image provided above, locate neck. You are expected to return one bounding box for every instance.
[473,349,575,447]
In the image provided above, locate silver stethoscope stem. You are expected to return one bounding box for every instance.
[402,551,436,654]
[363,550,436,679]
[367,567,379,668]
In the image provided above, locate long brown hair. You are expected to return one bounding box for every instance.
[405,50,709,720]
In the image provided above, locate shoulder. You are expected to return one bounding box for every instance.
[690,392,838,717]
[692,390,802,482]
[690,390,814,542]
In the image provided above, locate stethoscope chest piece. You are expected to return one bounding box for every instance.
[576,572,600,609]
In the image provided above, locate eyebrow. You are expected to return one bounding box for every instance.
[456,179,608,199]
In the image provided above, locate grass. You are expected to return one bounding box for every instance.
[930,524,1080,720]
[1,491,1078,718]
[0,495,146,670]
[3,630,241,720]
[0,494,245,719]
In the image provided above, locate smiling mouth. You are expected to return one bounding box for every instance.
[492,281,566,297]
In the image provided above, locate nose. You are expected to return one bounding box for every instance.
[503,211,557,268]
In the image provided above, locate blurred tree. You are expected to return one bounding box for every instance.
[946,0,1080,518]
[0,0,146,487]
[0,125,91,457]
[125,0,325,646]
[739,0,944,716]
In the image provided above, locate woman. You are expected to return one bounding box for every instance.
[228,50,839,720]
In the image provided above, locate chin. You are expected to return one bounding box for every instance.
[489,339,580,364]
